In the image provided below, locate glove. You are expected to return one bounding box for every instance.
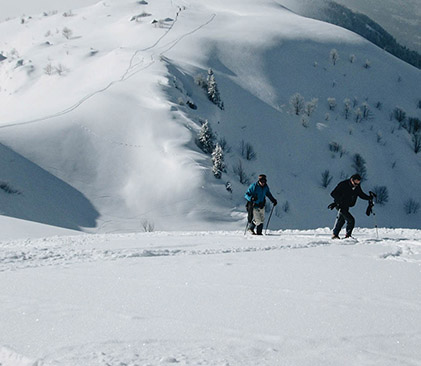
[328,202,337,210]
[272,199,278,206]
[366,199,374,216]
[251,195,257,202]
[369,191,377,199]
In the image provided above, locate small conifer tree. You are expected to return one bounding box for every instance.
[197,120,215,153]
[207,69,224,110]
[211,143,225,179]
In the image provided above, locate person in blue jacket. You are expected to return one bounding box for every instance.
[244,174,277,235]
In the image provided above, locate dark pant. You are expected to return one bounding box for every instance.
[246,201,254,224]
[246,202,263,234]
[333,208,355,237]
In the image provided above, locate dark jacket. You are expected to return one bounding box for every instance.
[331,179,371,209]
[245,181,276,209]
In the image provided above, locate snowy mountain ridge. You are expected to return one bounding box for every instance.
[0,0,420,233]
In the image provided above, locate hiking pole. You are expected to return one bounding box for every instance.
[372,208,379,239]
[265,203,275,235]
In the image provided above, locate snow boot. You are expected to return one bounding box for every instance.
[256,224,264,235]
[331,234,340,239]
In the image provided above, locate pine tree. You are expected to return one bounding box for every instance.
[211,143,225,179]
[197,120,215,153]
[207,68,223,110]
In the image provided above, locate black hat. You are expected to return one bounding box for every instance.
[351,174,362,181]
[258,174,267,182]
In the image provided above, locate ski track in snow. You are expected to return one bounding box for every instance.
[0,4,216,132]
[3,332,421,366]
[1,230,420,272]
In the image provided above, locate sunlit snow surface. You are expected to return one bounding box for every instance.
[1,221,420,365]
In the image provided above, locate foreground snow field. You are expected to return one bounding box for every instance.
[1,224,420,365]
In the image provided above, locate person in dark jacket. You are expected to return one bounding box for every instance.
[329,174,373,239]
[245,174,277,235]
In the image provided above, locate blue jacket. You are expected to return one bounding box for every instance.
[245,181,275,208]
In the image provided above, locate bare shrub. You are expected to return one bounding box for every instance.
[44,63,54,75]
[361,102,372,120]
[352,153,367,180]
[62,10,74,17]
[404,199,420,214]
[407,117,421,135]
[233,160,249,185]
[354,108,363,123]
[55,63,69,75]
[304,98,318,117]
[240,140,256,161]
[62,27,73,39]
[282,201,290,213]
[413,134,421,154]
[371,186,389,205]
[320,170,333,188]
[194,74,207,90]
[0,181,21,194]
[290,93,305,115]
[329,49,339,65]
[329,141,345,157]
[343,98,352,119]
[327,97,337,111]
[393,107,406,123]
[141,219,155,232]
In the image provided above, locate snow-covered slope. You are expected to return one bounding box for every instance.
[1,226,421,365]
[0,0,420,232]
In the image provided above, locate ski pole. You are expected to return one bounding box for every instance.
[372,209,379,239]
[265,204,275,235]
